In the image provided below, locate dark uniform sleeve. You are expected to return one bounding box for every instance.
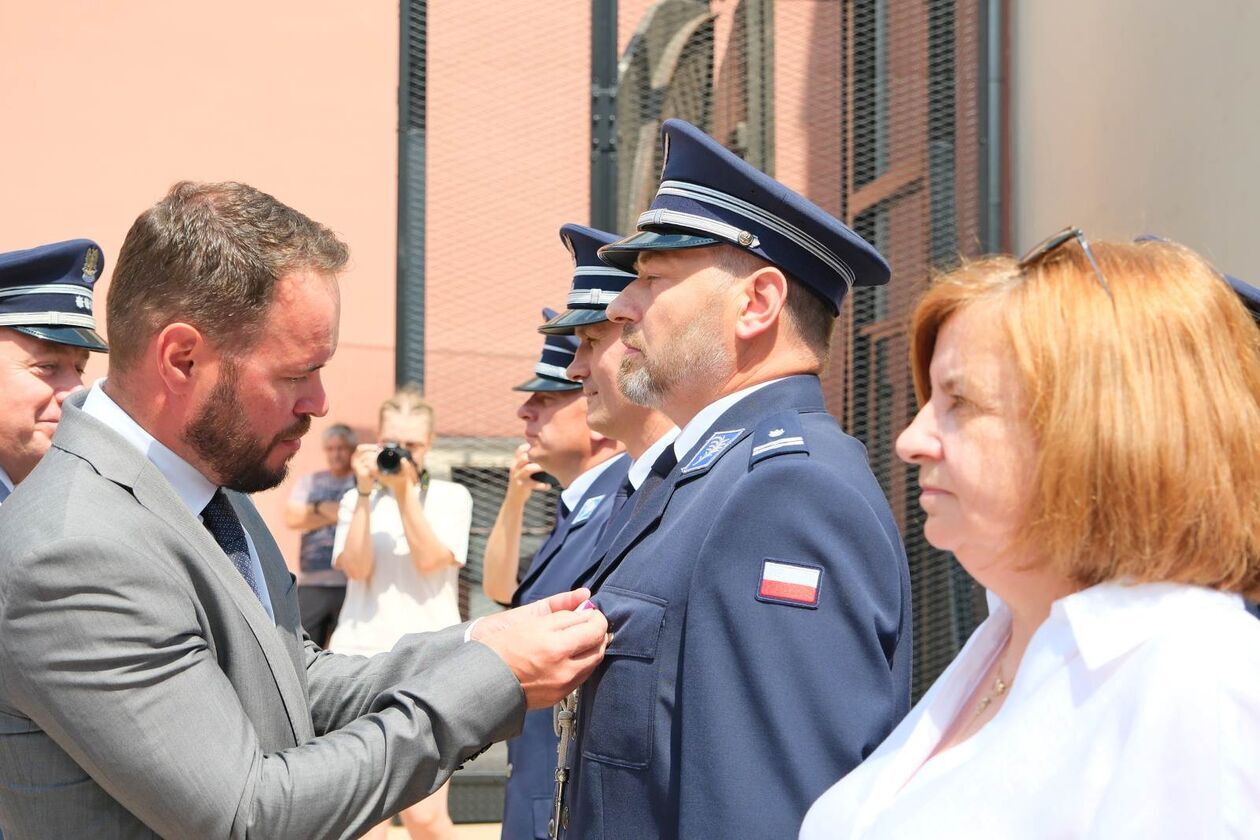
[675,452,911,839]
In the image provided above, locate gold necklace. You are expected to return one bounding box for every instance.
[973,662,1009,720]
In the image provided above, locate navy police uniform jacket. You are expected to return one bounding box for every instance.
[502,454,630,840]
[564,376,912,840]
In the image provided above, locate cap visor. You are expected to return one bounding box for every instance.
[598,230,722,272]
[12,325,108,352]
[1226,274,1260,319]
[538,307,609,335]
[512,375,583,393]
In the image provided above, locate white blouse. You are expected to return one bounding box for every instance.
[801,582,1260,839]
[328,478,472,656]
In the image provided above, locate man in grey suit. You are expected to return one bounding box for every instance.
[0,181,608,839]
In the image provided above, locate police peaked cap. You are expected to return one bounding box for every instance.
[0,239,108,351]
[514,308,583,392]
[539,224,637,336]
[598,119,891,314]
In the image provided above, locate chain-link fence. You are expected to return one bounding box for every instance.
[407,0,994,691]
[402,0,995,818]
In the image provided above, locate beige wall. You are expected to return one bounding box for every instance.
[0,1,400,567]
[1012,0,1260,278]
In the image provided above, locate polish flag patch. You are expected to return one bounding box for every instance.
[756,560,822,609]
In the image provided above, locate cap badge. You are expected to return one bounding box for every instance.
[82,247,101,284]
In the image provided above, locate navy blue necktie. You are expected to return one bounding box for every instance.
[201,490,266,607]
[607,474,634,519]
[0,482,9,505]
[609,445,676,547]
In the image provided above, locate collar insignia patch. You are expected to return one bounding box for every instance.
[681,428,744,474]
[571,494,605,525]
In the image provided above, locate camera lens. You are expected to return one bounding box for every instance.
[377,445,405,474]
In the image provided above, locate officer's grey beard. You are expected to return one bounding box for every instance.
[617,316,732,408]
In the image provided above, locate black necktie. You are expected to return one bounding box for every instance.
[635,444,678,505]
[201,490,266,607]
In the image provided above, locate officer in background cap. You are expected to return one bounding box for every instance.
[1227,273,1259,322]
[558,120,912,840]
[1137,236,1260,621]
[0,239,108,504]
[1229,273,1260,620]
[484,304,630,840]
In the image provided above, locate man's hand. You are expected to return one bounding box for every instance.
[351,444,381,494]
[504,443,549,505]
[472,589,609,709]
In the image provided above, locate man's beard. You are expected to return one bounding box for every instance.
[184,360,310,493]
[617,312,732,408]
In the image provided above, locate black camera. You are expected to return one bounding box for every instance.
[376,443,414,475]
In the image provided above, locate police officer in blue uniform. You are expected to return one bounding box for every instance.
[540,225,679,582]
[0,240,108,505]
[557,120,913,840]
[491,300,631,840]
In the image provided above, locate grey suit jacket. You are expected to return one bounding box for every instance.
[0,393,525,839]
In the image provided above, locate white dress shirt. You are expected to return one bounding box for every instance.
[672,377,786,462]
[800,581,1260,839]
[627,427,680,491]
[80,381,274,620]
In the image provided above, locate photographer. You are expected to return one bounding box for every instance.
[330,384,471,840]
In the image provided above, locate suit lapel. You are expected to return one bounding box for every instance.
[230,492,316,742]
[517,457,626,598]
[53,397,312,745]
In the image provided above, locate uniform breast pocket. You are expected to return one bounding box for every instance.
[582,586,667,770]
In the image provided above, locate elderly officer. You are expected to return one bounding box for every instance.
[0,239,109,504]
[556,120,913,840]
[484,304,629,840]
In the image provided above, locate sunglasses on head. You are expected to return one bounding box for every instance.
[1017,226,1113,299]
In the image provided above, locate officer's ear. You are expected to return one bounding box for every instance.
[154,322,211,396]
[733,265,789,342]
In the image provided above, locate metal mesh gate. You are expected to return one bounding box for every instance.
[401,0,997,819]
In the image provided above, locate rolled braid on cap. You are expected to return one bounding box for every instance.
[539,224,638,336]
[514,308,583,392]
[597,119,891,314]
[0,239,109,351]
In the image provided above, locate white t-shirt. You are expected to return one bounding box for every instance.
[327,477,472,656]
[799,581,1260,839]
